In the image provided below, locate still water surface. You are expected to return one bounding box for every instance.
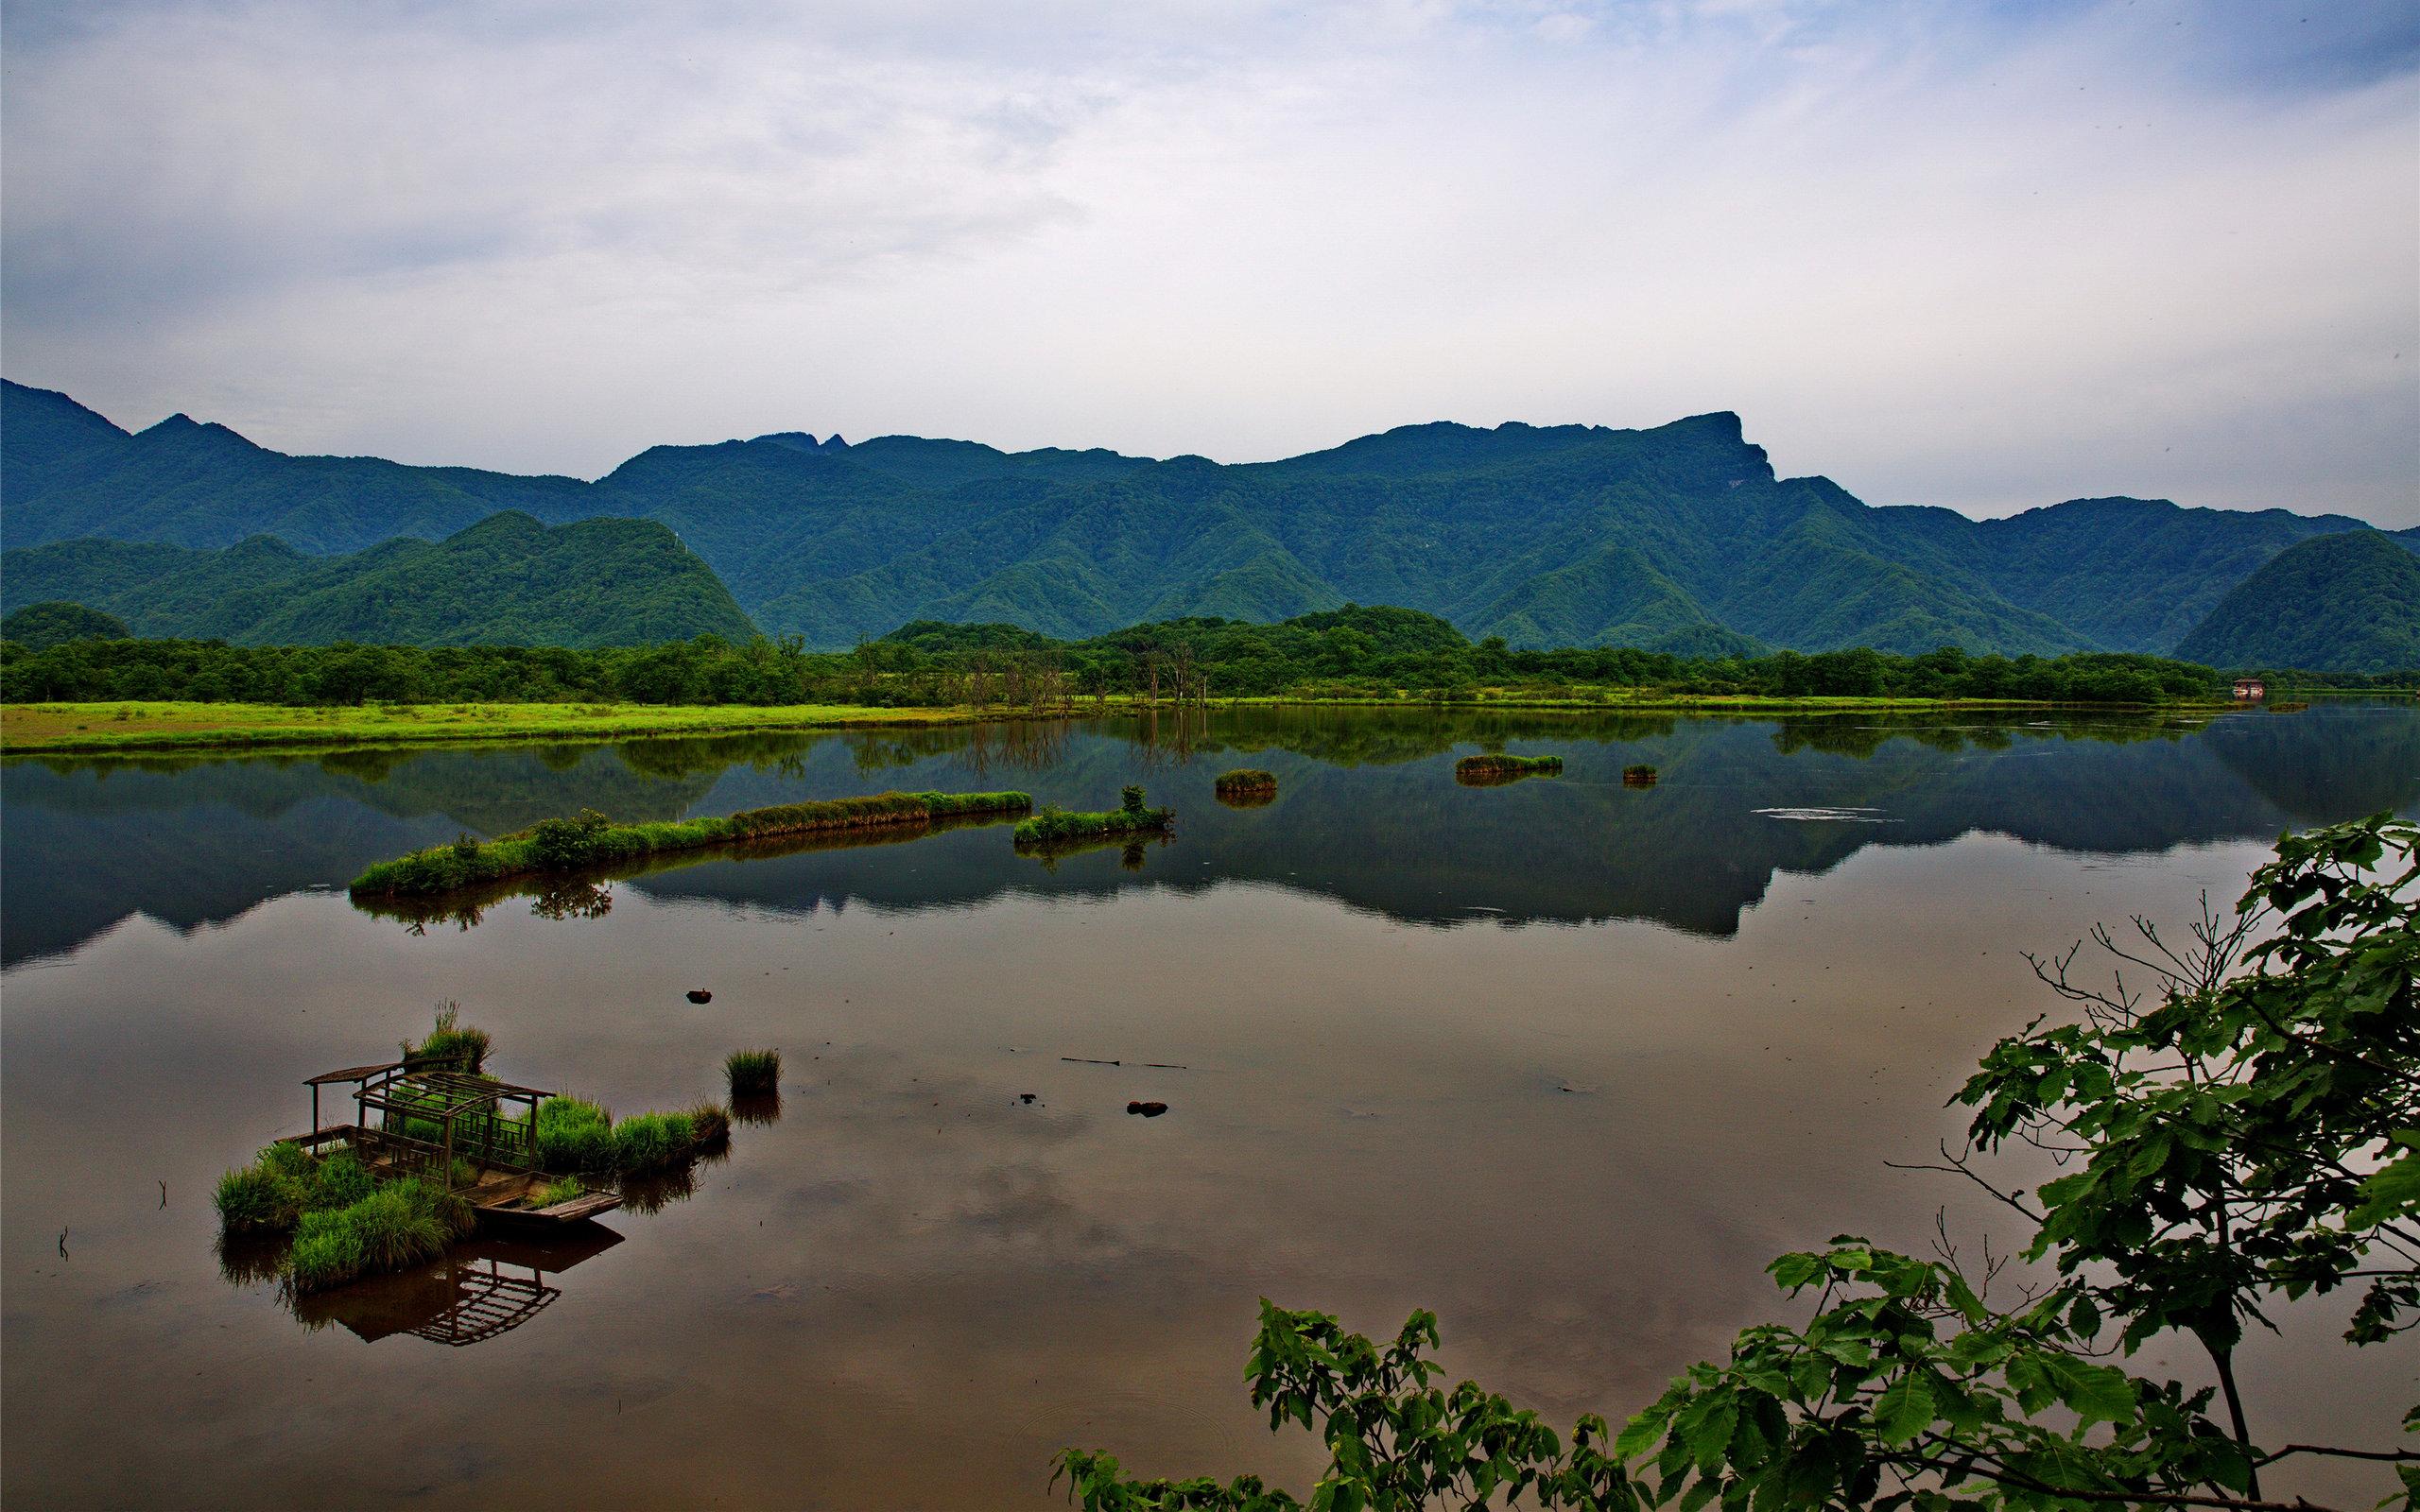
[5,703,2415,1507]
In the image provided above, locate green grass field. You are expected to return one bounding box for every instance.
[0,699,987,753]
[1,688,2242,756]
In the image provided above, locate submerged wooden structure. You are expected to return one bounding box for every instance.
[285,1058,621,1225]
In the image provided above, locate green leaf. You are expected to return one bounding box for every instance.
[1872,1373,1937,1447]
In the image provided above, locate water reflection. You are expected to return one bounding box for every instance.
[4,703,2415,965]
[290,1228,627,1347]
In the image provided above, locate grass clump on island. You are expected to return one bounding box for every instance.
[1013,785,1175,849]
[532,1094,732,1175]
[214,1142,475,1294]
[1454,752,1564,784]
[1622,763,1659,786]
[1213,768,1277,796]
[349,789,1032,898]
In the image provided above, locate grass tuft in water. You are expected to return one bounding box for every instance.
[1622,763,1659,786]
[684,1102,733,1148]
[725,1048,782,1096]
[1214,768,1276,795]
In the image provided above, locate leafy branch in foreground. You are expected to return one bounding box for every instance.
[1057,815,2420,1512]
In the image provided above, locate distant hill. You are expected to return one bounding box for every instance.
[1,601,131,647]
[1,512,756,647]
[0,378,2398,656]
[2173,531,2420,673]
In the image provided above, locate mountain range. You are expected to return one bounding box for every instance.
[4,379,2412,667]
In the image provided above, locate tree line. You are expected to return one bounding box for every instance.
[2,602,2393,708]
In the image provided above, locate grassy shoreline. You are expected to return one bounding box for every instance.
[0,698,1006,754]
[0,690,2279,756]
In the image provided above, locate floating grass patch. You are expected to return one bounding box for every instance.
[725,1049,781,1096]
[1012,785,1174,849]
[1214,768,1276,796]
[1622,763,1659,787]
[1454,752,1564,785]
[349,789,1033,899]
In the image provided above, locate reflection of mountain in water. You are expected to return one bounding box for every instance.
[6,705,2415,963]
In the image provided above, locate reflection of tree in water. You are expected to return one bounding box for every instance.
[946,719,1074,780]
[1767,712,2199,760]
[1128,705,1214,770]
[529,880,614,921]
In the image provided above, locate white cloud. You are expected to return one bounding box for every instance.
[4,0,2414,524]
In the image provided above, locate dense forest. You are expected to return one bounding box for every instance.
[10,379,2415,662]
[0,604,2309,707]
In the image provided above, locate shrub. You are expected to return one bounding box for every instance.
[1621,763,1659,786]
[527,809,611,869]
[725,1048,782,1096]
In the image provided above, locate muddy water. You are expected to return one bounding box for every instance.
[4,703,2414,1507]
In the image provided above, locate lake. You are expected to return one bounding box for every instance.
[4,701,2414,1507]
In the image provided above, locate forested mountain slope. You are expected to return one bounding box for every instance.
[2,379,2399,658]
[1,511,754,647]
[2173,530,2420,672]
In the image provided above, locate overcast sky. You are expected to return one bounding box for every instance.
[4,0,2415,524]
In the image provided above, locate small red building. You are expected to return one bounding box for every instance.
[2233,678,2266,701]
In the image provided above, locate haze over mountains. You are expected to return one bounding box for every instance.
[3,380,2412,667]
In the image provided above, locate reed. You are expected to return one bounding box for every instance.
[1213,768,1277,796]
[349,789,1034,898]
